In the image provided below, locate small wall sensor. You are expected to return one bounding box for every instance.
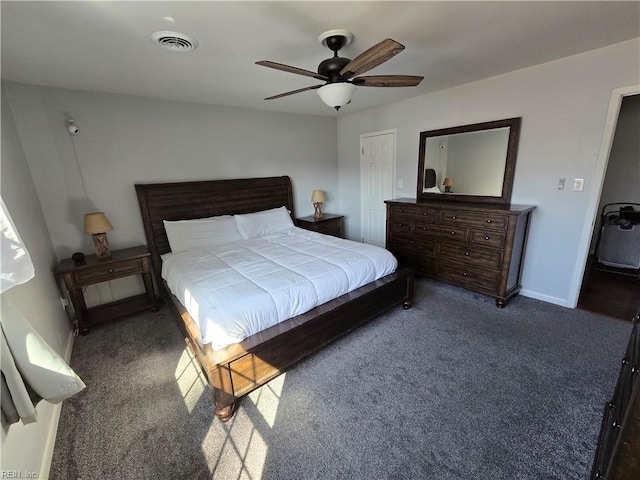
[67,120,79,135]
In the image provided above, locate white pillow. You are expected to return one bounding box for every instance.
[424,186,443,194]
[163,216,243,253]
[235,206,294,239]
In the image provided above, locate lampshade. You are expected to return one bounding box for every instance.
[443,177,454,187]
[83,212,114,234]
[317,83,356,110]
[311,190,326,203]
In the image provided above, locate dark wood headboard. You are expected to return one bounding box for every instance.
[135,176,295,286]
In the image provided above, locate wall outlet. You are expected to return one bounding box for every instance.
[397,179,403,188]
[573,178,585,191]
[60,297,69,309]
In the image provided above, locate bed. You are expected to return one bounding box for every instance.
[135,176,414,421]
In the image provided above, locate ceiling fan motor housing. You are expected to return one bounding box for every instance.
[318,56,351,82]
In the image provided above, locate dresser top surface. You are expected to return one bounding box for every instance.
[385,198,535,214]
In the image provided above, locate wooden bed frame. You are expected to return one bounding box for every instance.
[135,176,414,421]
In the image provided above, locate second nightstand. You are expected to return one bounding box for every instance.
[296,214,344,238]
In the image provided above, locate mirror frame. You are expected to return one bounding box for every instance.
[417,117,521,205]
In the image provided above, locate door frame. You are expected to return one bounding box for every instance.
[568,84,640,308]
[360,129,397,243]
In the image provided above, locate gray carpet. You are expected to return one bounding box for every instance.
[49,278,631,480]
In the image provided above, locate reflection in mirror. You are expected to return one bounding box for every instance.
[423,127,509,196]
[417,117,521,205]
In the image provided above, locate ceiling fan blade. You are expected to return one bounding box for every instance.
[340,38,405,79]
[352,75,424,87]
[256,60,328,81]
[264,85,321,100]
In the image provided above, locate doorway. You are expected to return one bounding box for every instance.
[576,91,640,321]
[360,130,395,246]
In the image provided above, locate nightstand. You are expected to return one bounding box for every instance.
[296,214,344,238]
[59,245,158,335]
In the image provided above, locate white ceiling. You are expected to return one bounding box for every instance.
[2,1,639,117]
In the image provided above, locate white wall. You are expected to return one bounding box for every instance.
[1,89,74,479]
[337,38,640,306]
[4,83,338,305]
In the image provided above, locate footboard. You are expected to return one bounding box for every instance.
[167,267,414,421]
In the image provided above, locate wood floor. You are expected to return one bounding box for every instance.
[578,260,640,322]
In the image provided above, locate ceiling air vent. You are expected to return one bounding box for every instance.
[150,31,199,52]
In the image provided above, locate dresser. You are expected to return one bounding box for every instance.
[385,199,535,307]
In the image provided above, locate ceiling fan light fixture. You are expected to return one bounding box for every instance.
[317,83,356,110]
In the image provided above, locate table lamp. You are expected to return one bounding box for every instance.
[84,212,114,258]
[311,190,326,219]
[443,177,453,193]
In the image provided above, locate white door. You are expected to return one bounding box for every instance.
[360,131,395,246]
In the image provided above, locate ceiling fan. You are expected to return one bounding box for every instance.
[256,30,424,110]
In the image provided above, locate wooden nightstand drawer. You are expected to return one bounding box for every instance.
[73,258,143,285]
[296,214,344,238]
[315,220,341,236]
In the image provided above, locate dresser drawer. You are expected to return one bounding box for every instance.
[439,243,502,270]
[426,224,469,242]
[391,247,435,273]
[437,261,500,292]
[413,221,440,238]
[388,217,414,234]
[470,229,506,248]
[388,233,435,254]
[390,205,437,223]
[439,210,508,230]
[73,258,143,285]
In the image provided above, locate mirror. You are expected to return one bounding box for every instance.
[417,117,521,205]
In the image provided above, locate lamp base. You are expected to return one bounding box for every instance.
[92,233,111,258]
[313,202,324,219]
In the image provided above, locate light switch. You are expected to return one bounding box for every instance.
[573,178,585,192]
[397,179,403,188]
[557,178,565,190]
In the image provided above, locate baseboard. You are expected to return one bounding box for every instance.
[519,288,570,308]
[38,329,75,480]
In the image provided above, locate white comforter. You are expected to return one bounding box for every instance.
[161,227,397,350]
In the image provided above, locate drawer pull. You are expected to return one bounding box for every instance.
[463,272,468,276]
[487,219,492,223]
[451,231,456,235]
[485,236,490,240]
[423,212,428,216]
[109,269,114,273]
[451,216,457,220]
[465,252,470,256]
